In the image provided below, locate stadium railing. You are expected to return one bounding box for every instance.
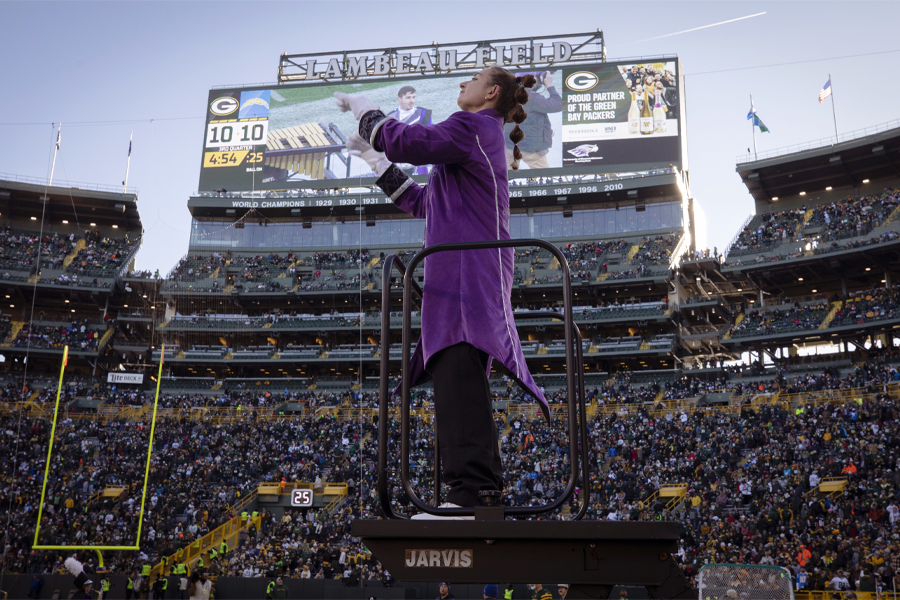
[149,514,249,579]
[795,593,894,600]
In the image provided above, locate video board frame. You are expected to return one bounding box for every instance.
[198,34,684,193]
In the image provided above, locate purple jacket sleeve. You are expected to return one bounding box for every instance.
[374,164,427,219]
[393,184,426,219]
[374,113,476,166]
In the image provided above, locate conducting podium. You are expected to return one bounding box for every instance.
[353,239,695,600]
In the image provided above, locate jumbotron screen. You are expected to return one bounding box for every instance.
[197,59,682,192]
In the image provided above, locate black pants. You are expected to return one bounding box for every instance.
[428,342,502,506]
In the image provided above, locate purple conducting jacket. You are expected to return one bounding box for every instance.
[359,107,548,416]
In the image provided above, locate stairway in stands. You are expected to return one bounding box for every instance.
[721,312,743,340]
[62,239,86,269]
[817,301,843,329]
[1,321,25,345]
[623,245,640,265]
[882,202,900,226]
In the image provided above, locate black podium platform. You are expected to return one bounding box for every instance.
[352,520,695,599]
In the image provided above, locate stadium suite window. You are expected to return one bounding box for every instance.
[189,219,425,249]
[187,203,681,250]
[190,220,331,248]
[339,219,426,247]
[528,203,681,238]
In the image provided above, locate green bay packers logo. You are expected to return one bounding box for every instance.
[210,97,239,116]
[566,72,599,92]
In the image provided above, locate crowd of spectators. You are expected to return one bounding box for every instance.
[0,227,136,286]
[730,301,832,338]
[301,249,372,271]
[7,319,106,351]
[168,253,227,282]
[26,337,900,414]
[164,313,363,331]
[585,396,900,593]
[727,284,900,339]
[0,378,36,403]
[231,253,294,283]
[605,265,662,280]
[831,285,900,328]
[0,315,11,343]
[729,209,808,256]
[809,189,900,240]
[66,230,137,278]
[0,349,898,592]
[632,235,678,265]
[4,389,900,593]
[160,236,682,294]
[726,188,900,264]
[0,228,73,272]
[0,411,375,580]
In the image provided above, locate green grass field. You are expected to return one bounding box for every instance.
[270,81,397,106]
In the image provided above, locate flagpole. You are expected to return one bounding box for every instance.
[123,131,133,193]
[829,74,839,142]
[48,123,61,188]
[751,94,758,160]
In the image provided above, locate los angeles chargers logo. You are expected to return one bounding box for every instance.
[241,97,269,111]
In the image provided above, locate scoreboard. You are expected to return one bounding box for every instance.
[198,58,684,193]
[201,91,271,182]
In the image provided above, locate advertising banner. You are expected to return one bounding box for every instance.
[197,59,680,192]
[561,60,680,168]
[107,372,144,384]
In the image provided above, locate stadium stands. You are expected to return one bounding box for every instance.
[2,362,900,592]
[725,188,900,265]
[65,231,138,278]
[5,120,900,596]
[0,228,72,272]
[6,318,108,351]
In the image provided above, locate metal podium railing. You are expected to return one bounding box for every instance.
[377,239,590,520]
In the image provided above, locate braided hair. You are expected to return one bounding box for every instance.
[489,67,537,170]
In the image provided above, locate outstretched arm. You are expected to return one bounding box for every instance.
[526,86,563,114]
[359,110,474,166]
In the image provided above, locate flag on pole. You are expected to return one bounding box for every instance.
[128,140,132,157]
[747,99,756,120]
[55,127,61,150]
[752,114,770,133]
[819,78,832,103]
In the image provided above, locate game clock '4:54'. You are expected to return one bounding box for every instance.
[202,151,263,168]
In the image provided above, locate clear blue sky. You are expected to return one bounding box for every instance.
[1,1,897,272]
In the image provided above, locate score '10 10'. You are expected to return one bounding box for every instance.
[206,122,267,148]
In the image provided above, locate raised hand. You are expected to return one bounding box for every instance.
[334,92,380,121]
[347,133,391,176]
